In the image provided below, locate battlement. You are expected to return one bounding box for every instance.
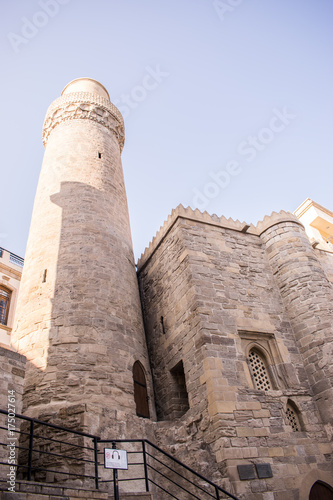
[137,204,257,271]
[137,207,317,270]
[256,210,303,236]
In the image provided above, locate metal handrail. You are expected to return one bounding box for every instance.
[0,409,96,438]
[0,247,24,265]
[0,409,99,488]
[145,450,216,499]
[100,438,240,500]
[0,409,240,499]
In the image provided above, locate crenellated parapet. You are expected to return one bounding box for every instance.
[42,91,125,151]
[256,210,303,236]
[137,204,257,270]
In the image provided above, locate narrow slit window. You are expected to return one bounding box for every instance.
[98,152,102,159]
[160,316,166,335]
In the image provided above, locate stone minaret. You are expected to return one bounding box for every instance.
[12,78,154,436]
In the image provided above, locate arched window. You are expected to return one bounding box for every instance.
[248,348,272,391]
[285,401,301,432]
[0,286,11,326]
[309,481,333,500]
[133,361,150,419]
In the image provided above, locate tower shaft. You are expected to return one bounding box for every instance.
[12,79,152,435]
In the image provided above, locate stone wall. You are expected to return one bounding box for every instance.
[138,206,333,500]
[0,346,26,480]
[11,81,155,444]
[0,347,25,413]
[258,214,333,430]
[315,248,333,284]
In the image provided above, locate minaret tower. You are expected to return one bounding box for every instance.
[12,78,154,435]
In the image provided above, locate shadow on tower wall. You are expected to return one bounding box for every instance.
[16,180,152,487]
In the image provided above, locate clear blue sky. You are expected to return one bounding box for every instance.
[1,0,332,260]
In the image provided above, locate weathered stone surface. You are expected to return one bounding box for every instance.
[10,80,155,489]
[4,79,333,500]
[259,219,333,429]
[138,208,333,500]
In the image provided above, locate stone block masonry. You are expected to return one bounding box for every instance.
[0,346,26,481]
[11,79,154,446]
[138,205,333,500]
[0,347,25,412]
[258,213,333,429]
[6,77,333,499]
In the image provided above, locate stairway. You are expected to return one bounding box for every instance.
[0,481,153,500]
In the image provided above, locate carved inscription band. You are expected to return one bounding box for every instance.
[42,92,125,151]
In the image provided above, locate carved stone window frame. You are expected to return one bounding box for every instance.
[238,330,285,391]
[0,285,12,326]
[284,398,304,432]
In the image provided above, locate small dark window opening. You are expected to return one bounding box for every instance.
[169,360,190,418]
[160,316,166,335]
[0,286,11,326]
[42,269,47,283]
[133,361,150,418]
[98,152,102,159]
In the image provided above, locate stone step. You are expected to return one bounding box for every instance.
[0,481,154,500]
[109,495,153,500]
[0,492,153,500]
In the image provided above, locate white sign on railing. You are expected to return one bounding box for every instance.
[104,448,128,470]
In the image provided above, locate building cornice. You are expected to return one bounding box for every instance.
[294,198,333,220]
[0,262,22,280]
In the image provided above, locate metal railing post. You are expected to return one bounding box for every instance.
[215,485,220,499]
[27,419,34,481]
[142,440,149,492]
[93,437,99,490]
[112,442,120,500]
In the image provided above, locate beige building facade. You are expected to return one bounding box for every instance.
[0,247,23,349]
[3,79,333,499]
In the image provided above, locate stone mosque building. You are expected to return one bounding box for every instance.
[1,78,333,500]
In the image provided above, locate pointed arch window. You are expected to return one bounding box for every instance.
[0,286,11,326]
[285,401,301,431]
[248,348,272,391]
[133,361,150,419]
